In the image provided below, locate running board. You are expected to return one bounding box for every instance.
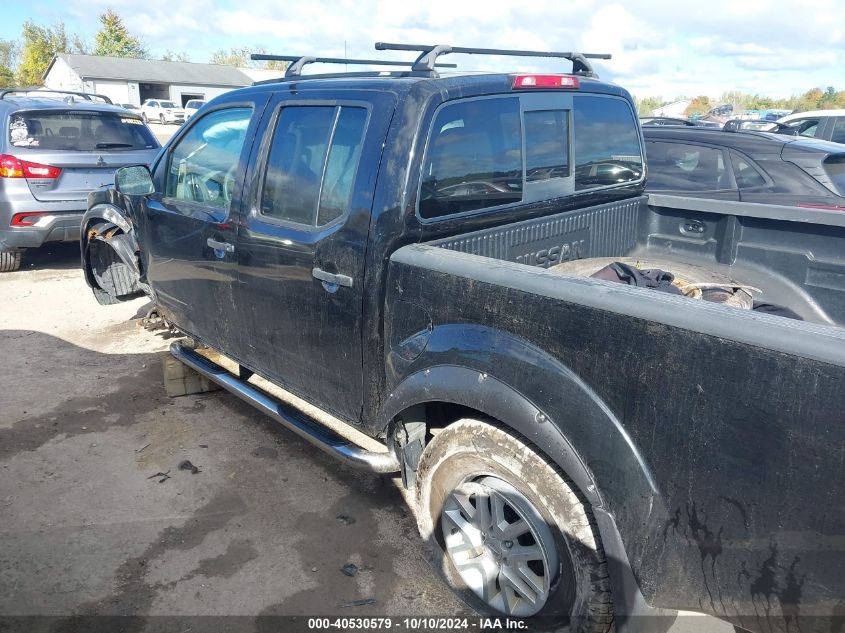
[170,342,401,474]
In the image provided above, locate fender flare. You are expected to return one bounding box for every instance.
[380,364,604,508]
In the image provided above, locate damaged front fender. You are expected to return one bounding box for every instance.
[81,202,150,305]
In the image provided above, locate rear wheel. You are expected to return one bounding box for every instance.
[0,250,22,272]
[416,418,613,631]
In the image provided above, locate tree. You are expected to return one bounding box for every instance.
[16,21,73,86]
[633,96,663,117]
[93,9,147,58]
[683,95,711,116]
[162,50,190,63]
[210,46,287,71]
[0,39,18,88]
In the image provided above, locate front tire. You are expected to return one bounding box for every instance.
[416,418,613,632]
[159,114,165,124]
[0,250,22,272]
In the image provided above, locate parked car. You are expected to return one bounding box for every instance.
[140,99,185,125]
[183,99,205,120]
[777,109,845,144]
[640,116,697,126]
[118,103,141,113]
[82,45,844,632]
[722,118,795,133]
[0,88,160,271]
[643,126,845,207]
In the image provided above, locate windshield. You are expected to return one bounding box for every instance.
[9,110,159,151]
[160,101,178,108]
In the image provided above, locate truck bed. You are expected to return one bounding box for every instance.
[387,195,845,629]
[430,194,845,327]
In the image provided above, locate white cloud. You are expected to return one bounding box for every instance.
[48,0,845,99]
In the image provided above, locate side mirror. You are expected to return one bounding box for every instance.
[115,165,154,195]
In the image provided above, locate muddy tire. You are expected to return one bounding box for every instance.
[0,251,22,272]
[416,418,613,632]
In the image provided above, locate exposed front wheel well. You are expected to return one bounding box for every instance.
[83,226,143,304]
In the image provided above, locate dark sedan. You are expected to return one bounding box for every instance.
[643,126,845,208]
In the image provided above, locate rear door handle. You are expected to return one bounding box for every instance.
[207,238,235,253]
[312,267,353,288]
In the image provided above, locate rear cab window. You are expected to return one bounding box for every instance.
[8,110,158,151]
[573,95,643,191]
[417,92,643,221]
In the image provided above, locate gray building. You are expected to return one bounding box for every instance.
[43,53,254,106]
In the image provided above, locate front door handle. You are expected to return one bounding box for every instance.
[312,267,353,288]
[207,238,235,254]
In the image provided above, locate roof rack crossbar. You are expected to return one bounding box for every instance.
[375,42,611,77]
[0,88,113,104]
[250,53,456,78]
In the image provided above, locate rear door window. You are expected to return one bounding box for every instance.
[787,118,820,138]
[260,105,368,226]
[573,95,643,191]
[830,118,845,144]
[730,152,766,188]
[646,141,729,191]
[419,97,523,219]
[9,110,158,151]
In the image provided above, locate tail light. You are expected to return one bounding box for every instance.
[512,74,580,89]
[11,212,51,226]
[0,154,62,179]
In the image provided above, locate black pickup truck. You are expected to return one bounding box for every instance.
[81,43,844,633]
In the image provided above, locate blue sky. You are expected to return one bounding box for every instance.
[2,0,844,99]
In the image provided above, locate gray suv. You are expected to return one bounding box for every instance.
[0,89,161,271]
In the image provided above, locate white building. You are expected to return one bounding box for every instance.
[43,54,254,107]
[653,100,691,118]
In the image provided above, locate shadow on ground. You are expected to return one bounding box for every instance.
[19,242,81,272]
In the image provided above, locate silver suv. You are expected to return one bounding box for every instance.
[0,89,161,271]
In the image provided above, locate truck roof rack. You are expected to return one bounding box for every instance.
[250,54,457,78]
[0,88,114,104]
[374,42,611,77]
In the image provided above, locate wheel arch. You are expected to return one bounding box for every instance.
[379,325,673,627]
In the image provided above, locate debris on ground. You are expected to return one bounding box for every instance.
[336,514,356,525]
[198,444,208,448]
[178,460,200,474]
[340,598,376,608]
[147,471,170,483]
[135,443,151,453]
[341,563,359,577]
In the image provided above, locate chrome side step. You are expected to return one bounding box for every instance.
[170,342,400,474]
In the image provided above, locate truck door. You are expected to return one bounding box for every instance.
[235,93,395,423]
[138,94,268,357]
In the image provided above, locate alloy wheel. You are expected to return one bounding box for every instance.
[440,477,559,617]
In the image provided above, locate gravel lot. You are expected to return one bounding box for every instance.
[0,244,731,632]
[0,243,464,629]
